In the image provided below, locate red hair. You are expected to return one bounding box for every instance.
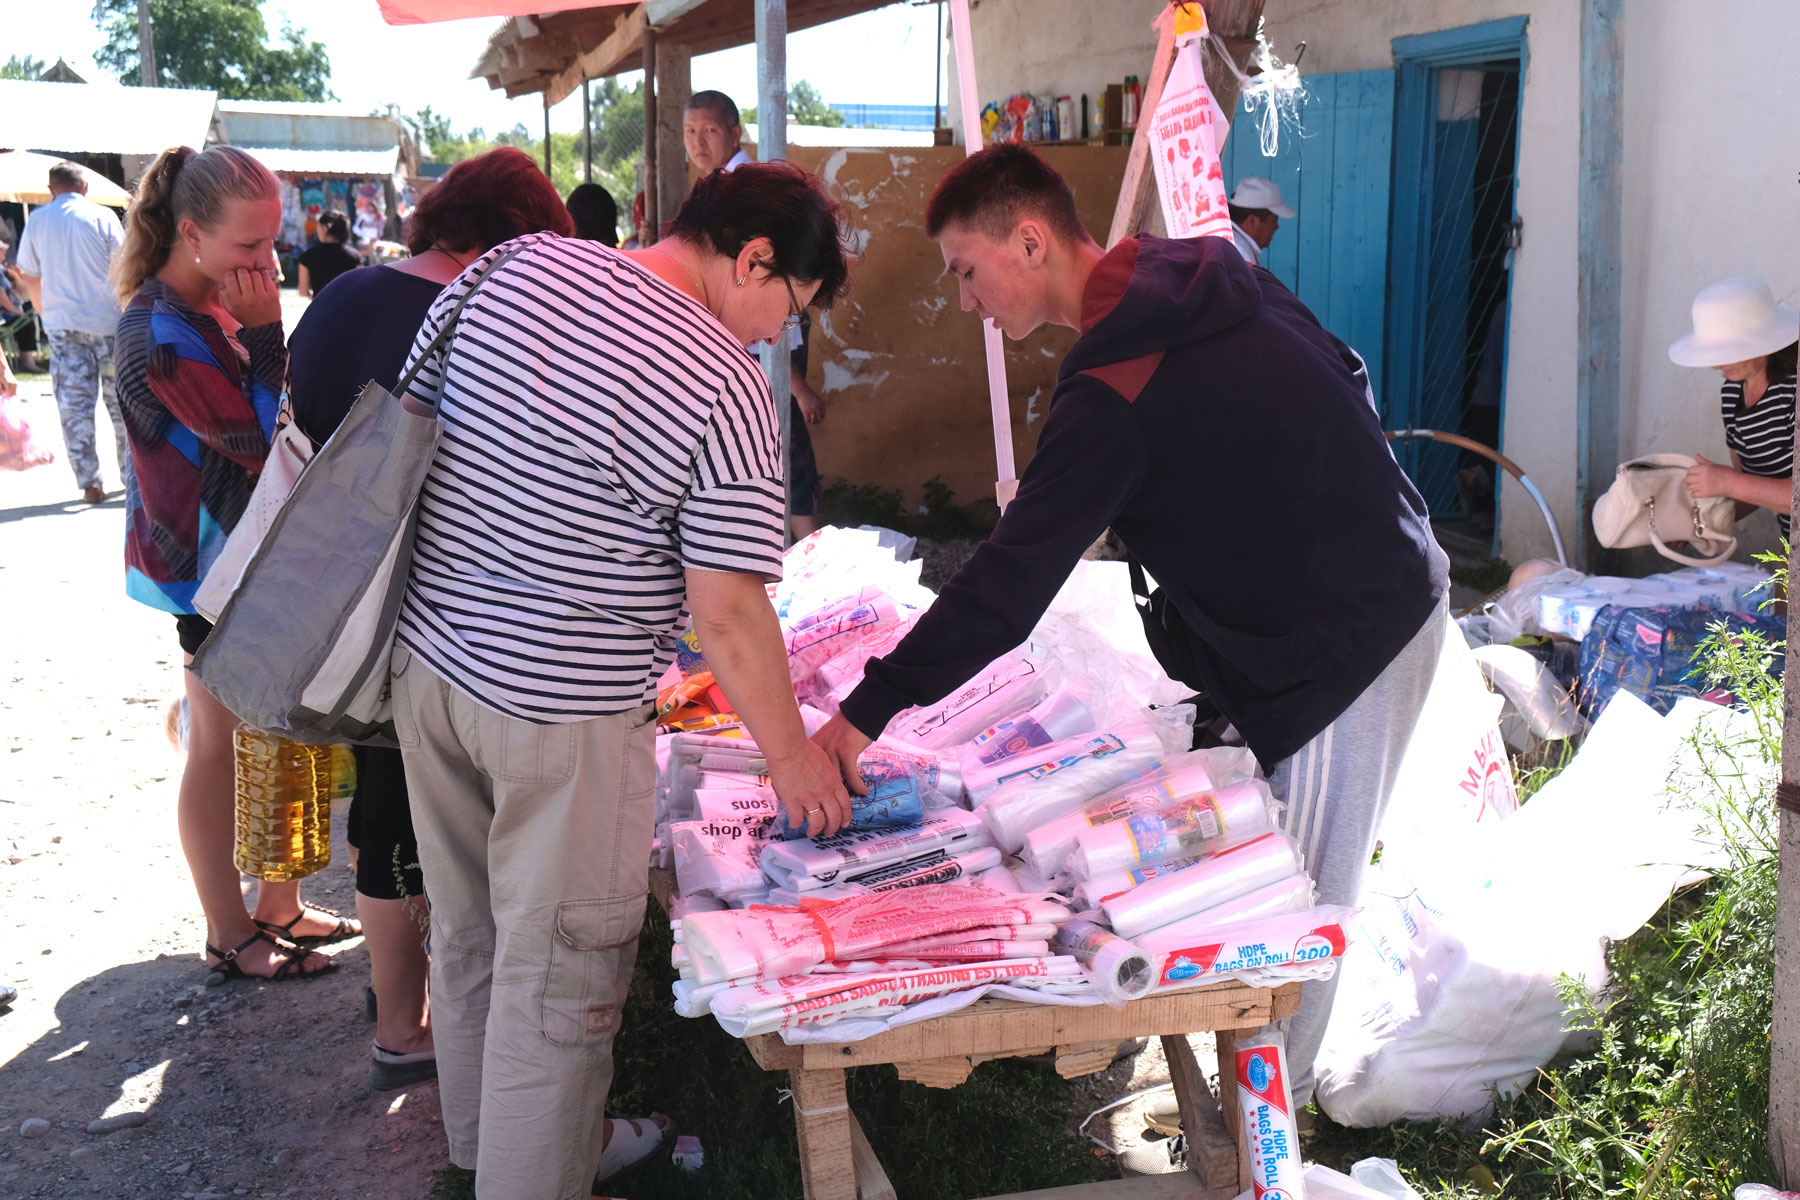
[407,147,572,255]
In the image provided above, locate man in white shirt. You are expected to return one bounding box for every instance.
[682,90,753,175]
[17,162,127,502]
[1227,176,1296,268]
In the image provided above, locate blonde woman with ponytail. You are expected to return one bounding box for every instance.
[115,145,358,982]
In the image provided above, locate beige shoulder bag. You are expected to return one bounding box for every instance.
[1591,453,1738,567]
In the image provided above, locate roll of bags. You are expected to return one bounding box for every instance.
[1051,917,1158,1005]
[1065,776,1278,879]
[1101,831,1306,940]
[1019,748,1257,872]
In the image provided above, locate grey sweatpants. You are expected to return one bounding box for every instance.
[1269,578,1450,1105]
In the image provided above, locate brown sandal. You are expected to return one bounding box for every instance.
[203,930,335,981]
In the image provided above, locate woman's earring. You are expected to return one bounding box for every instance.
[194,256,201,265]
[736,276,746,287]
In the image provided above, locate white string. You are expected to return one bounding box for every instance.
[1077,1082,1175,1154]
[775,1087,850,1119]
[1207,18,1308,157]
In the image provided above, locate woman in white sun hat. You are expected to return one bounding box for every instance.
[1669,275,1800,537]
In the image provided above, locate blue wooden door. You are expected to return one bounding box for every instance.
[1222,70,1396,401]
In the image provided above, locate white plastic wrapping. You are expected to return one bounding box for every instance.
[759,807,991,893]
[1103,832,1305,940]
[1050,917,1157,1007]
[883,651,1054,749]
[1143,904,1354,990]
[1067,778,1279,880]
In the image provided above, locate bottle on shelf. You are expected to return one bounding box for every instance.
[1123,75,1142,128]
[234,724,333,882]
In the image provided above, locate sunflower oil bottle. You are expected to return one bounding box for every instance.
[233,725,332,881]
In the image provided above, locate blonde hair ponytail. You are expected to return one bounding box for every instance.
[114,145,280,306]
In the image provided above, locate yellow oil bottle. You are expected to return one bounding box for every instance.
[233,725,332,882]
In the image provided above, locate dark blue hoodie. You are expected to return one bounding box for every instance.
[839,234,1447,768]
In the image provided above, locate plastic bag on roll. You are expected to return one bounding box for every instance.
[956,687,1096,786]
[1018,746,1258,874]
[1102,831,1304,939]
[978,708,1197,855]
[883,650,1055,749]
[1142,903,1356,989]
[1050,917,1158,1008]
[1067,777,1279,879]
[785,591,908,691]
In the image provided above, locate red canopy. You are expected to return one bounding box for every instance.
[377,0,633,25]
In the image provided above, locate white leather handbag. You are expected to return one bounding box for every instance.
[1591,453,1738,567]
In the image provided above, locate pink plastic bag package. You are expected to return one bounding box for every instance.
[0,396,56,472]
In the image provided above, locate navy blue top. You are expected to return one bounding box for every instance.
[287,264,444,445]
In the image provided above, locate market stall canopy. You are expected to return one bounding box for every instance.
[379,0,633,22]
[215,101,416,178]
[0,150,133,207]
[0,79,220,157]
[468,0,894,105]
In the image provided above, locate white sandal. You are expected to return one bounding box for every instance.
[594,1112,672,1184]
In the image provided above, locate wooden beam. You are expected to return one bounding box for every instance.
[546,6,648,107]
[1575,0,1624,570]
[655,39,691,225]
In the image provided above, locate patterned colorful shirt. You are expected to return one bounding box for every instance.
[115,276,282,614]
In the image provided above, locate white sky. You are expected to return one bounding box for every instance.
[11,1,943,138]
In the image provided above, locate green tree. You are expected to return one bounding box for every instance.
[742,79,845,129]
[94,0,334,101]
[0,54,47,80]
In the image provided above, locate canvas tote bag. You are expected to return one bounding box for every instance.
[1591,453,1738,567]
[192,245,522,745]
[192,414,312,621]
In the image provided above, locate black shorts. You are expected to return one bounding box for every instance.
[175,613,214,657]
[344,745,424,901]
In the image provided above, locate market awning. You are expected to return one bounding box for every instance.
[379,0,632,22]
[468,0,894,105]
[231,146,403,176]
[0,150,133,207]
[0,79,219,157]
[215,100,412,179]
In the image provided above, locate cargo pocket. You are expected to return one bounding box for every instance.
[541,892,647,1048]
[390,646,420,750]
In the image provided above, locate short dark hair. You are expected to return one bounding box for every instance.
[406,146,573,255]
[1771,340,1799,384]
[1228,204,1273,225]
[925,144,1089,244]
[685,90,741,129]
[565,183,619,247]
[47,162,85,191]
[317,210,350,242]
[668,160,851,308]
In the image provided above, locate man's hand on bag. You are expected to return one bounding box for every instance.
[764,740,854,839]
[1686,453,1733,500]
[221,267,281,329]
[812,712,873,803]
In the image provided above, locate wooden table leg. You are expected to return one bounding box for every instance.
[1162,1034,1238,1192]
[848,1109,898,1200]
[1214,1029,1253,1192]
[788,1066,858,1200]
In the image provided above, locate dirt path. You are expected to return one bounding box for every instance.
[0,324,444,1199]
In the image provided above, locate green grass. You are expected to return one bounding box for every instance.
[1449,557,1514,596]
[431,901,1112,1199]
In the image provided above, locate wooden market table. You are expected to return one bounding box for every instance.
[742,979,1302,1200]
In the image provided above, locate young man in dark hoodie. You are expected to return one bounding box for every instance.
[813,145,1451,1101]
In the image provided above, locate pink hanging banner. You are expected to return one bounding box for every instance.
[376,0,631,25]
[1146,38,1234,242]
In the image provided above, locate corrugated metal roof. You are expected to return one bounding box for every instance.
[233,146,402,176]
[0,79,219,156]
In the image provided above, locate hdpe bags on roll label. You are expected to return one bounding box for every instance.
[1236,1033,1307,1200]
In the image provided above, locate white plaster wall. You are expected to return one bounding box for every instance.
[1619,0,1800,560]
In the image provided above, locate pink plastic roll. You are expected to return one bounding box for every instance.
[1066,779,1277,879]
[1114,874,1313,942]
[1101,832,1304,940]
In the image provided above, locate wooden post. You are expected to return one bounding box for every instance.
[1576,0,1625,571]
[642,26,658,245]
[543,96,552,178]
[582,74,593,183]
[136,0,158,86]
[654,39,692,227]
[1772,205,1800,1178]
[755,0,793,537]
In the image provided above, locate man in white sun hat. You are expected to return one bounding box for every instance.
[1227,176,1296,266]
[1669,275,1800,538]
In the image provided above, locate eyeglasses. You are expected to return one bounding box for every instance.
[779,273,805,331]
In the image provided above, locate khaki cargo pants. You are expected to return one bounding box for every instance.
[392,645,657,1200]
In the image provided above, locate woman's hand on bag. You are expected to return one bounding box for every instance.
[221,267,282,329]
[765,740,854,838]
[1686,454,1733,500]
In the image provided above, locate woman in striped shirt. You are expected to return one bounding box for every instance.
[388,162,853,1196]
[1671,276,1800,537]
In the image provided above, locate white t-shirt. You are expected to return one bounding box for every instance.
[394,234,787,721]
[17,192,124,335]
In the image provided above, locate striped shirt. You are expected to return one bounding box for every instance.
[393,233,787,722]
[1720,374,1796,536]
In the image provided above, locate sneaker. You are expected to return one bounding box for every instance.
[1144,1093,1182,1137]
[1117,1132,1185,1177]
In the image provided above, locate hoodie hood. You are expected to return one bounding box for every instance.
[1060,234,1264,384]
